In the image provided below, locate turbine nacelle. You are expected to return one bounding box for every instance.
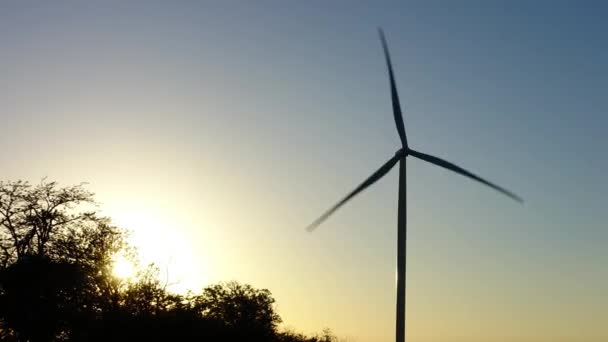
[395,148,409,159]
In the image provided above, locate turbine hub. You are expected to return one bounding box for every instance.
[395,148,409,158]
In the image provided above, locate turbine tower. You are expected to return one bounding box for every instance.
[306,29,522,342]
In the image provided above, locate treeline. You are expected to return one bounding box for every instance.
[0,180,338,342]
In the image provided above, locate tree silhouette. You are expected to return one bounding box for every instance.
[193,281,282,338]
[0,180,339,342]
[0,180,116,266]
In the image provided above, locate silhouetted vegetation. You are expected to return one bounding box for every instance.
[0,180,339,342]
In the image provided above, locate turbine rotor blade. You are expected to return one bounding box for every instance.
[408,149,523,203]
[379,28,408,148]
[306,154,401,232]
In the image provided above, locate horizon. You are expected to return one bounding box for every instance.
[1,1,607,342]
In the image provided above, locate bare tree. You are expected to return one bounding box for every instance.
[0,180,98,267]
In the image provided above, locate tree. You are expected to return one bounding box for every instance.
[0,180,104,266]
[278,328,340,342]
[119,264,183,316]
[194,281,282,337]
[0,180,127,341]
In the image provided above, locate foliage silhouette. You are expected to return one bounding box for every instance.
[194,281,281,334]
[0,256,87,342]
[0,180,340,342]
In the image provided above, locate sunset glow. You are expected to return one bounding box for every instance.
[112,255,135,280]
[110,210,205,293]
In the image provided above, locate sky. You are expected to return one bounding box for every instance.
[1,1,607,341]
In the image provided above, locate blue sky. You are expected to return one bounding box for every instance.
[1,1,607,341]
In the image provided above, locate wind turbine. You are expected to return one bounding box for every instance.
[306,29,523,342]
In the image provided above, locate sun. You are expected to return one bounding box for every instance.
[112,255,136,280]
[107,210,205,293]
